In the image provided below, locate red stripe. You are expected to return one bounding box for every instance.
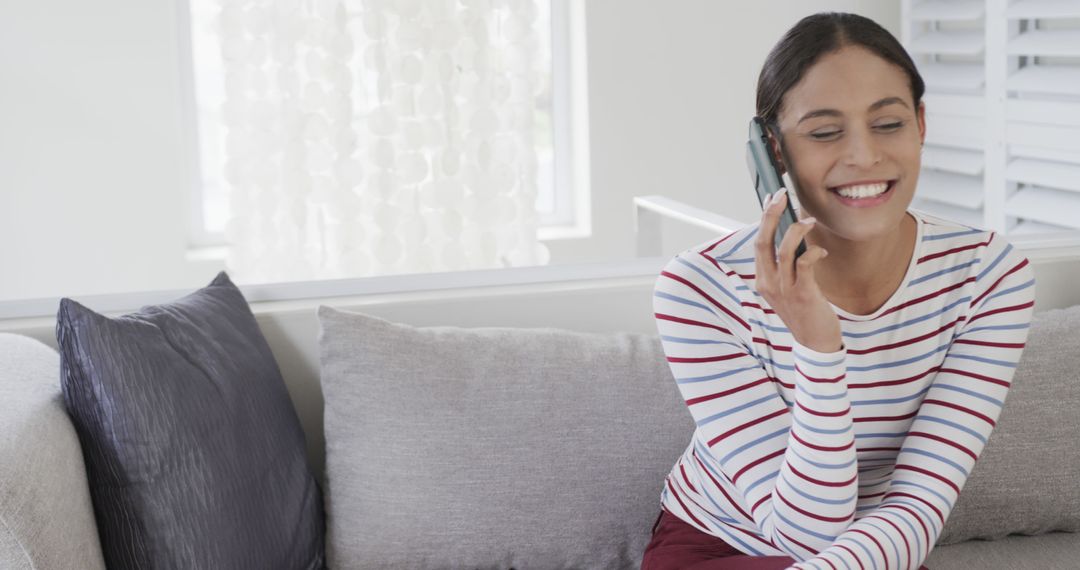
[850,528,888,564]
[776,528,821,557]
[794,363,846,384]
[700,230,741,255]
[655,312,733,335]
[733,448,786,485]
[835,544,866,570]
[849,365,941,390]
[790,429,855,453]
[680,463,698,494]
[795,399,851,418]
[921,398,995,427]
[953,339,1025,349]
[668,353,744,363]
[664,476,709,529]
[881,501,934,544]
[788,462,858,488]
[686,377,770,406]
[870,513,913,568]
[970,258,1030,308]
[847,319,962,355]
[967,300,1035,325]
[660,270,751,331]
[883,490,946,526]
[871,277,976,320]
[854,410,917,424]
[906,431,978,461]
[936,366,1011,388]
[708,408,788,448]
[691,450,754,522]
[775,486,854,523]
[917,237,992,263]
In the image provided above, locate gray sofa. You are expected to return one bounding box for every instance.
[2,300,1079,569]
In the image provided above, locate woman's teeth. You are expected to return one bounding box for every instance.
[833,182,890,199]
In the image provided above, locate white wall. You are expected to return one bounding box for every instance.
[0,1,899,302]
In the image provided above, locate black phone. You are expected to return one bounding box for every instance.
[746,116,807,260]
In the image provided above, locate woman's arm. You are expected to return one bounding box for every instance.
[789,235,1036,570]
[654,249,858,557]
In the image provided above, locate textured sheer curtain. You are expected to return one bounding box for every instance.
[218,0,548,283]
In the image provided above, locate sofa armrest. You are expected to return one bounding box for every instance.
[0,333,105,570]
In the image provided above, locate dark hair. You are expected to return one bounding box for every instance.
[756,12,925,133]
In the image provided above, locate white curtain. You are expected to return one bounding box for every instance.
[218,0,549,284]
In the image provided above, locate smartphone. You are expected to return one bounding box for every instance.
[746,116,807,260]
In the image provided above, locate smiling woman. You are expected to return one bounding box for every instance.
[644,11,1034,570]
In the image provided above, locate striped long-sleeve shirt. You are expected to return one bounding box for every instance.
[652,208,1036,570]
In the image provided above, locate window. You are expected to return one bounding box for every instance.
[183,0,590,256]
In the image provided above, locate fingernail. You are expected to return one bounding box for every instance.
[763,192,773,206]
[799,216,816,225]
[774,188,787,204]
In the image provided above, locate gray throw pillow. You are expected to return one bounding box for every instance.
[56,271,325,569]
[317,305,693,569]
[936,305,1080,545]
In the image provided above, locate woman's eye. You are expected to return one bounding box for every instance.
[809,122,905,140]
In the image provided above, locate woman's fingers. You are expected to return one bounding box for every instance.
[754,189,787,290]
[795,245,829,288]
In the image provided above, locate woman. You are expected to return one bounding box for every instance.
[642,12,1035,570]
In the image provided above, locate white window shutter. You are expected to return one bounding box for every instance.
[901,0,1080,235]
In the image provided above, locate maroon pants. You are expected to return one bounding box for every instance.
[641,508,930,569]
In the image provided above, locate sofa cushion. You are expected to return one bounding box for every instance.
[0,333,106,570]
[937,304,1080,545]
[317,305,693,569]
[55,271,325,569]
[926,530,1080,569]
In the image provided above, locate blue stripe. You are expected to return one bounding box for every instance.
[788,443,857,470]
[836,536,879,570]
[931,381,1005,407]
[792,413,850,437]
[697,393,783,428]
[842,298,970,339]
[856,431,910,439]
[889,479,954,512]
[774,509,839,543]
[717,228,759,260]
[914,414,987,445]
[746,469,778,496]
[898,447,969,477]
[977,243,1012,282]
[719,427,788,464]
[795,381,848,401]
[654,290,714,313]
[852,386,930,406]
[987,278,1034,301]
[849,343,951,372]
[675,256,742,306]
[660,335,727,345]
[947,353,1017,368]
[675,364,760,384]
[923,228,981,241]
[964,323,1029,334]
[874,505,926,566]
[909,259,978,286]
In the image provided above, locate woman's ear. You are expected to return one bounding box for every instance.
[917,100,927,146]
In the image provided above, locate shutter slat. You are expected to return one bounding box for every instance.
[915,169,985,208]
[910,31,985,55]
[922,146,985,176]
[1006,65,1080,97]
[1006,157,1080,193]
[1007,29,1080,57]
[1009,219,1076,234]
[1006,0,1080,19]
[911,0,986,21]
[910,199,985,228]
[1005,185,1080,229]
[919,62,985,92]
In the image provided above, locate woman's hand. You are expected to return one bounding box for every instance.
[754,188,843,353]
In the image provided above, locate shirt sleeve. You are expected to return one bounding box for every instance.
[790,234,1037,570]
[653,249,860,558]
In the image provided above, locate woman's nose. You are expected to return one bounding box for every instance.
[843,127,882,167]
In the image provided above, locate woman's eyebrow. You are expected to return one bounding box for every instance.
[796,96,910,125]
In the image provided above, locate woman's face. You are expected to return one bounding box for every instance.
[770,44,926,242]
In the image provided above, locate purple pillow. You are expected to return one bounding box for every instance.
[55,271,325,569]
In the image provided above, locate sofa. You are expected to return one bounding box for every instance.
[1,274,1079,569]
